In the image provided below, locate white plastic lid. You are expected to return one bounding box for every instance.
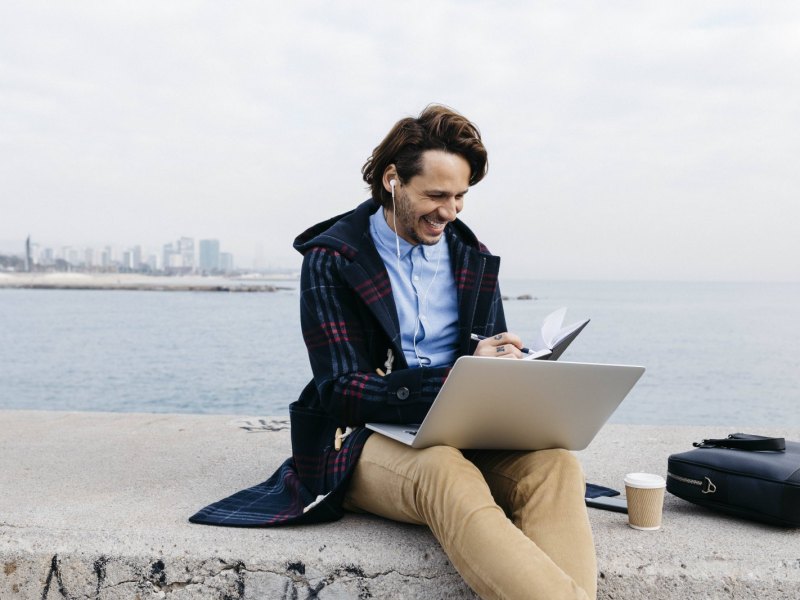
[624,472,666,489]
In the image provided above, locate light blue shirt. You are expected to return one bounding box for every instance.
[369,207,459,368]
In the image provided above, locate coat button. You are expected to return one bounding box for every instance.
[396,387,410,400]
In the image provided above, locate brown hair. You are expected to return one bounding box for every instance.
[362,104,488,207]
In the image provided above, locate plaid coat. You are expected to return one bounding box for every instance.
[189,199,507,527]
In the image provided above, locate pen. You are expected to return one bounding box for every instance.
[470,333,534,355]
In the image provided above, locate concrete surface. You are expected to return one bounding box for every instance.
[1,410,798,599]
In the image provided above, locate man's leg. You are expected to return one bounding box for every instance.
[343,434,592,600]
[466,449,597,599]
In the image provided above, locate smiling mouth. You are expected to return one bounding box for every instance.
[422,215,446,230]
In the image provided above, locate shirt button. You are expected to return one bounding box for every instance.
[420,315,427,321]
[413,275,420,282]
[396,387,410,400]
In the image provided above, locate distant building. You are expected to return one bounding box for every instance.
[162,238,195,274]
[30,242,40,268]
[146,254,158,271]
[168,254,184,269]
[42,247,54,266]
[163,243,176,272]
[67,248,79,266]
[178,237,194,272]
[199,239,220,272]
[132,245,142,270]
[219,252,234,273]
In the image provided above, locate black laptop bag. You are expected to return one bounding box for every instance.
[667,433,800,527]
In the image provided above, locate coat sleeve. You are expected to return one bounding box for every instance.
[300,247,450,426]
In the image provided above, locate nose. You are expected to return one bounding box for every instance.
[438,196,459,221]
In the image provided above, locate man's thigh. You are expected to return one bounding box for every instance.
[343,434,475,525]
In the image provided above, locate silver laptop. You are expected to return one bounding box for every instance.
[366,356,644,451]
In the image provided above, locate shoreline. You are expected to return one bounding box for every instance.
[0,272,296,292]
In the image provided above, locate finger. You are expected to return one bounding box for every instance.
[474,340,495,357]
[490,332,525,351]
[474,338,502,357]
[494,344,523,359]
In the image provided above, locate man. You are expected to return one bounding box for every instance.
[191,105,597,600]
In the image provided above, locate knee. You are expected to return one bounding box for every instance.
[540,449,584,479]
[516,449,585,497]
[540,449,585,487]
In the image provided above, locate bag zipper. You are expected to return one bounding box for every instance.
[667,471,717,494]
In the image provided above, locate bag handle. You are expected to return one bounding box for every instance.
[693,433,785,452]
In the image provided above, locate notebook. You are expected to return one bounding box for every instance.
[366,356,644,451]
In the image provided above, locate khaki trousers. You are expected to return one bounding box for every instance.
[343,434,597,600]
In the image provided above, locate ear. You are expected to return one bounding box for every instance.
[382,165,399,194]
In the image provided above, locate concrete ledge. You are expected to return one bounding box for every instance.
[2,410,799,599]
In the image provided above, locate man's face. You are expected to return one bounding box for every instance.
[385,150,470,246]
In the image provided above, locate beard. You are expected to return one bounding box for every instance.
[392,189,443,246]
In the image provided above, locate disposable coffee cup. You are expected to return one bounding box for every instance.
[624,473,666,530]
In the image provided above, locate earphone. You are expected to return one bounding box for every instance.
[389,179,401,262]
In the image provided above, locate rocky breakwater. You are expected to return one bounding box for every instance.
[0,272,292,292]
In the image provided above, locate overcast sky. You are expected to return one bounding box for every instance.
[1,1,798,281]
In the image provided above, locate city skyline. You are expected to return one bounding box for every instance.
[0,234,297,273]
[5,235,239,274]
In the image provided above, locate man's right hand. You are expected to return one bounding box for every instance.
[472,332,525,359]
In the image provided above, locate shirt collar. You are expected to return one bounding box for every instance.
[370,207,446,262]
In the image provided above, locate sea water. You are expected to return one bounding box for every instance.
[1,280,798,425]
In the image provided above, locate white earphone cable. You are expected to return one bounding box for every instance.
[390,176,443,368]
[390,180,401,272]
